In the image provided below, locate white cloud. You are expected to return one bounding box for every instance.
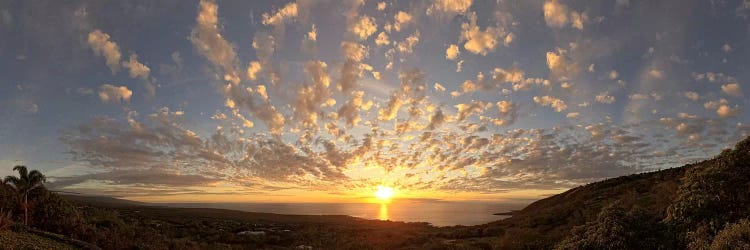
[609,70,619,80]
[431,0,473,14]
[721,83,743,97]
[684,91,699,101]
[534,95,567,112]
[122,54,150,79]
[87,30,122,73]
[394,11,413,32]
[246,61,261,80]
[543,0,568,28]
[460,13,503,55]
[98,84,133,103]
[649,68,665,79]
[446,44,460,60]
[375,32,390,46]
[595,92,616,104]
[350,16,377,40]
[262,2,298,26]
[717,105,741,118]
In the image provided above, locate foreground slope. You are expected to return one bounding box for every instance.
[448,136,750,249]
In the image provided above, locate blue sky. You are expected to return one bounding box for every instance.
[0,0,749,202]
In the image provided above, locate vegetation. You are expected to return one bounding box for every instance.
[3,165,46,225]
[1,136,749,249]
[440,136,750,249]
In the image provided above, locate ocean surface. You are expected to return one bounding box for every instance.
[160,201,529,226]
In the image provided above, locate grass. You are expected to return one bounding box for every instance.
[0,230,77,250]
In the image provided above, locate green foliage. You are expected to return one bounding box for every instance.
[666,137,750,247]
[710,219,750,250]
[28,190,87,237]
[555,205,678,250]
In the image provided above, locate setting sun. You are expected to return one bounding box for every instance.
[374,186,395,201]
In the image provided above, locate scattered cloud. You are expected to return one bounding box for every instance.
[87,30,122,73]
[98,84,133,104]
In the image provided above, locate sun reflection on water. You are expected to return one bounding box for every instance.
[378,203,389,221]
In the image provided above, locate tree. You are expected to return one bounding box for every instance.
[3,165,46,225]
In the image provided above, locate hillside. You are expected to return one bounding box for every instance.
[444,136,750,249]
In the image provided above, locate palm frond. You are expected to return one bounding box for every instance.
[2,176,20,190]
[28,170,46,183]
[12,165,28,180]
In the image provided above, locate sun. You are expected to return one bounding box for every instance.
[374,186,395,201]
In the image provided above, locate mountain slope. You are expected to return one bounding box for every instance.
[452,136,750,249]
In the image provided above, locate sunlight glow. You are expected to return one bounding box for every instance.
[378,203,389,221]
[374,186,395,201]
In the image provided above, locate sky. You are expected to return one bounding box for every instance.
[1,0,749,203]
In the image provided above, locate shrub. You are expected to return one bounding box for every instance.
[555,205,678,250]
[28,190,87,237]
[0,208,12,231]
[710,219,750,250]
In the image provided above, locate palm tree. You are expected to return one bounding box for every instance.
[3,165,46,225]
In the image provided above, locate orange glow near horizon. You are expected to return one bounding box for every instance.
[116,187,568,204]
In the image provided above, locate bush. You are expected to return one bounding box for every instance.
[28,190,87,237]
[710,219,750,250]
[0,209,12,231]
[666,136,750,247]
[555,205,678,250]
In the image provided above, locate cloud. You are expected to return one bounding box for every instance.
[546,49,579,80]
[446,44,460,60]
[543,0,568,28]
[262,2,298,26]
[427,109,447,130]
[87,30,122,73]
[722,43,732,53]
[684,91,700,101]
[58,110,349,193]
[246,61,261,80]
[717,105,741,118]
[122,54,150,79]
[533,95,567,112]
[375,32,390,46]
[460,13,503,55]
[721,83,743,97]
[294,60,332,128]
[496,100,519,126]
[393,11,412,32]
[377,2,387,11]
[378,94,404,121]
[543,0,586,30]
[431,0,473,15]
[396,31,420,54]
[649,68,665,79]
[338,41,368,92]
[189,0,238,75]
[350,16,377,40]
[339,91,372,126]
[434,83,446,92]
[455,101,491,122]
[595,92,616,104]
[119,54,154,97]
[98,84,132,104]
[609,70,619,80]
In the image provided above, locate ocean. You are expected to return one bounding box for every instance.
[159,201,528,226]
